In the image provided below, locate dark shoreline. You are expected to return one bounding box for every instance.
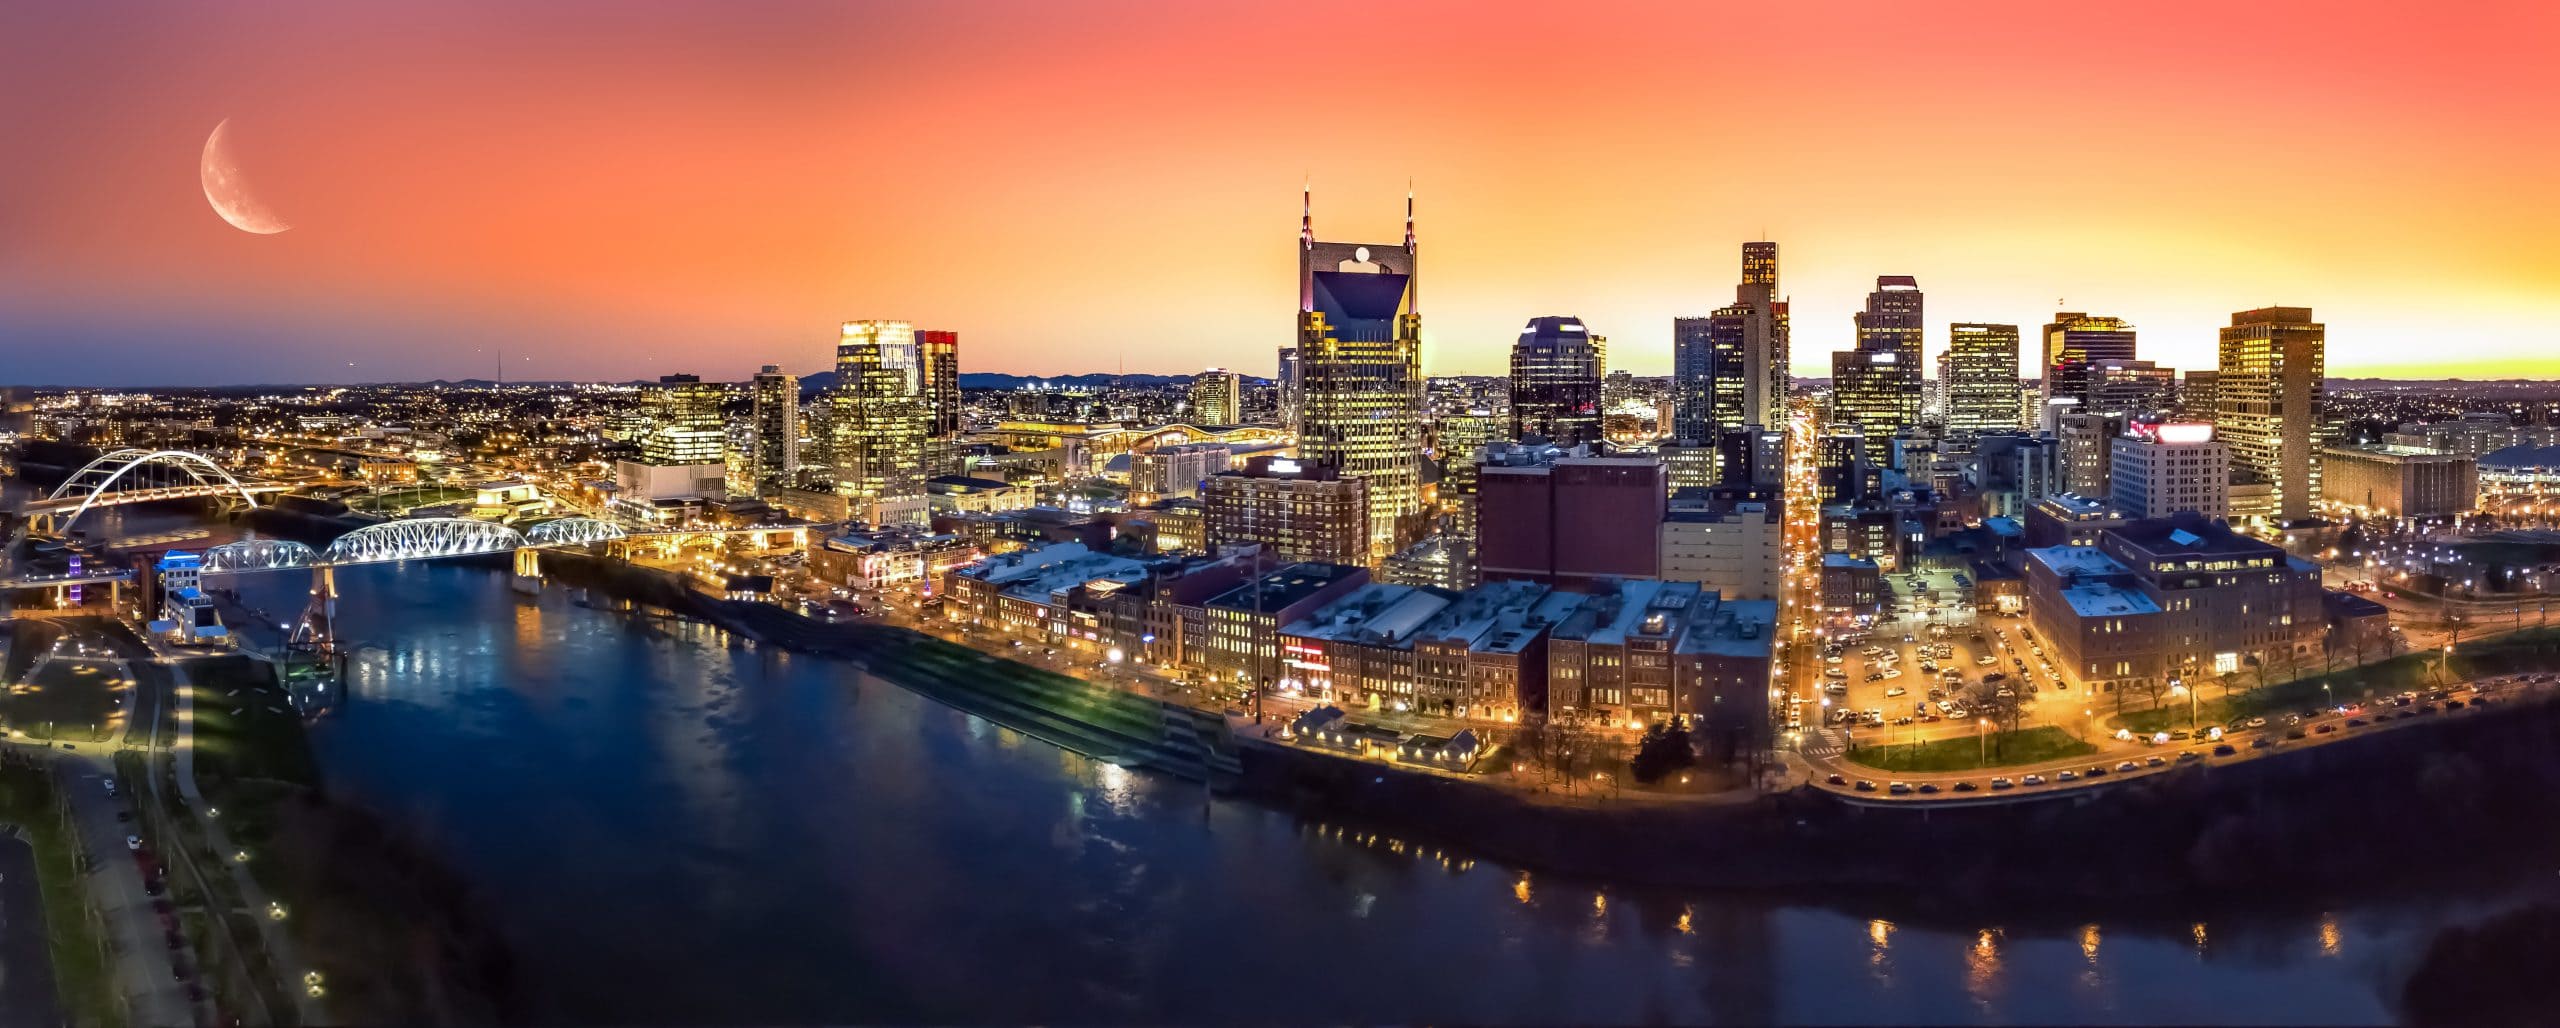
[517,545,2560,925]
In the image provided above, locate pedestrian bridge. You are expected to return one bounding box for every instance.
[199,516,639,572]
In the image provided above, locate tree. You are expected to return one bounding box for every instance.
[1629,716,1699,784]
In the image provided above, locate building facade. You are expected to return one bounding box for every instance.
[2108,421,2230,518]
[748,365,799,490]
[2322,445,2477,520]
[1478,455,1668,588]
[1943,323,2021,446]
[1188,368,1244,426]
[2041,313,2139,411]
[1507,316,1605,446]
[1297,190,1425,561]
[1201,456,1369,565]
[2216,306,2326,521]
[829,319,933,527]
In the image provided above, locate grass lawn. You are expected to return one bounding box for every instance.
[1847,726,2098,772]
[187,657,319,790]
[7,660,123,742]
[0,765,120,1028]
[2110,628,2560,734]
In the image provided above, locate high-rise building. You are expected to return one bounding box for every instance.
[1830,276,1925,439]
[1296,188,1425,561]
[2041,313,2139,410]
[2217,307,2327,521]
[616,373,730,509]
[830,319,932,527]
[1507,316,1605,446]
[2109,421,2230,518]
[1672,243,1787,443]
[1741,241,1790,429]
[1189,368,1243,425]
[1202,456,1370,565]
[1943,323,2021,445]
[748,365,800,490]
[916,330,961,438]
[2057,412,2126,498]
[2178,369,2220,424]
[1276,346,1301,433]
[2086,359,2179,418]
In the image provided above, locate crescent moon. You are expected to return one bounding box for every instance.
[201,119,290,235]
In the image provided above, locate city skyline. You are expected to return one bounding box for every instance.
[6,1,2558,386]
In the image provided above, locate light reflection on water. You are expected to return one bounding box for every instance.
[204,562,2465,1025]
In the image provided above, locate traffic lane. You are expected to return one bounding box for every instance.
[0,834,63,1028]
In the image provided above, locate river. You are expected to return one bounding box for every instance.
[196,558,2539,1024]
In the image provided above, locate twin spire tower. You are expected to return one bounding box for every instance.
[1291,185,1427,562]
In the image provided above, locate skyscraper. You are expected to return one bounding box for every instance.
[1672,243,1787,444]
[2217,306,2327,521]
[830,319,932,527]
[1741,241,1790,429]
[748,364,800,490]
[2178,369,2220,424]
[2041,313,2139,410]
[1275,346,1301,433]
[616,373,730,510]
[1829,276,1924,439]
[1943,323,2021,445]
[1508,316,1605,446]
[1189,368,1243,425]
[916,330,961,438]
[2085,358,2179,418]
[1296,187,1425,562]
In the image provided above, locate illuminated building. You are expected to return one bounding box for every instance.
[918,330,961,438]
[2086,359,2178,418]
[1508,316,1605,446]
[829,319,932,527]
[617,374,729,509]
[1202,456,1369,565]
[1295,187,1425,561]
[2023,512,2325,698]
[2041,313,2138,410]
[1658,498,1782,600]
[1942,323,2021,446]
[2058,412,2126,498]
[1275,346,1301,433]
[2178,369,2219,424]
[1672,242,1787,444]
[2108,421,2230,518]
[2323,445,2476,520]
[748,364,799,490]
[1829,276,1924,440]
[1188,368,1243,426]
[2216,307,2327,521]
[1129,443,1231,504]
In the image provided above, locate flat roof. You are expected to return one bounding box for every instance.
[1206,563,1364,613]
[2061,582,2161,618]
[2024,545,2127,579]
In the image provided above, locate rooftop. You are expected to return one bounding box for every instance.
[1206,562,1366,614]
[2061,581,2161,619]
[1283,583,1455,645]
[2024,545,2128,579]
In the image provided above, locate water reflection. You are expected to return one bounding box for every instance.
[198,562,2454,1024]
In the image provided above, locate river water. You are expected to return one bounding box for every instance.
[201,559,2540,1024]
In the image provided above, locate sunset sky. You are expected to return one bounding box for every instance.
[4,1,2557,386]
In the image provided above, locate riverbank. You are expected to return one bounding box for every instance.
[536,550,2560,919]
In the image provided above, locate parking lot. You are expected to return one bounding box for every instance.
[1788,569,2086,747]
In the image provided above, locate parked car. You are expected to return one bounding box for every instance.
[1989,777,2015,790]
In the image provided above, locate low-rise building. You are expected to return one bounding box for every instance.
[925,475,1034,514]
[2322,444,2477,521]
[812,528,982,591]
[2024,512,2327,701]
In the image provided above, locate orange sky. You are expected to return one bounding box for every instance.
[4,0,2557,385]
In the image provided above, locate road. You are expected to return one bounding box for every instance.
[1796,671,2557,801]
[50,750,196,1026]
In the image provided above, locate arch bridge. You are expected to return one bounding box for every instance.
[19,449,291,534]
